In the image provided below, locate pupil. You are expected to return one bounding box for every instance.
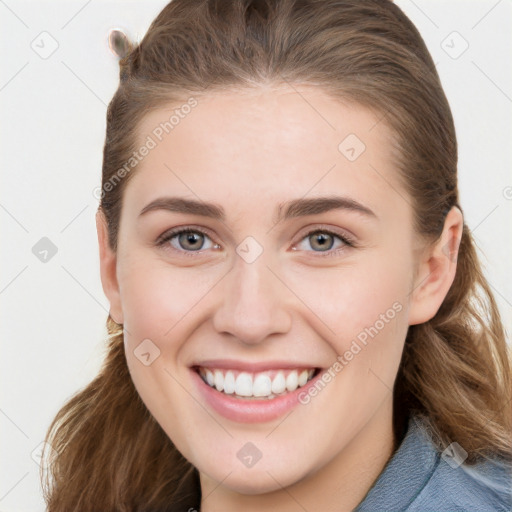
[313,233,332,250]
[181,232,203,251]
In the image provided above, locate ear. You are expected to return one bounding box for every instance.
[408,206,463,326]
[96,209,124,324]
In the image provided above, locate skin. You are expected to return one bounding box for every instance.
[97,84,463,512]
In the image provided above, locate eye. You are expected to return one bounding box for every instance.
[156,225,355,258]
[293,227,354,257]
[156,227,220,256]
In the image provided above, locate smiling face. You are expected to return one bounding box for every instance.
[97,84,443,500]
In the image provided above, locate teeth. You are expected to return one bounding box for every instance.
[199,367,316,399]
[253,374,272,397]
[223,370,236,394]
[271,372,286,394]
[236,372,253,396]
[286,371,298,392]
[298,369,309,387]
[214,370,224,392]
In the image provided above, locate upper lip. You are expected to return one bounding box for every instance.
[191,359,322,373]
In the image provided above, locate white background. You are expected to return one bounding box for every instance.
[1,0,511,510]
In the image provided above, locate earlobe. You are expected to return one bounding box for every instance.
[408,206,464,326]
[96,209,124,324]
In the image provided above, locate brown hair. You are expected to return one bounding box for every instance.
[41,0,512,509]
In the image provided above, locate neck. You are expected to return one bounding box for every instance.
[199,397,396,512]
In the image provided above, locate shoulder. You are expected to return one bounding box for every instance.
[355,415,512,512]
[410,449,512,512]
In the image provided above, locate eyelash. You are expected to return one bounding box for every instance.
[156,225,355,259]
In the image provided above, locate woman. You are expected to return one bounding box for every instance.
[41,0,512,510]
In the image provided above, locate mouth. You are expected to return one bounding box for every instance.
[192,366,321,401]
[189,360,327,423]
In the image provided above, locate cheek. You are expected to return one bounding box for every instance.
[117,255,220,341]
[116,258,204,443]
[287,250,411,337]
[284,249,411,395]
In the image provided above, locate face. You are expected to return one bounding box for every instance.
[101,85,425,494]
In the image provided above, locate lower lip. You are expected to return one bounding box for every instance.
[190,368,323,423]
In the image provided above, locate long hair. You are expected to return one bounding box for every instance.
[41,1,512,509]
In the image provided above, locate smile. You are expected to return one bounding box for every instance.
[190,365,324,423]
[196,367,319,400]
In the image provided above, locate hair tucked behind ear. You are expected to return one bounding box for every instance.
[41,0,512,509]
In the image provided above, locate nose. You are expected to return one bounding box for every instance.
[212,252,292,345]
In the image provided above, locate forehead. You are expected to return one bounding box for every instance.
[126,85,407,224]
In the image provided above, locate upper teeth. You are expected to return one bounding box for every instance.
[198,368,316,398]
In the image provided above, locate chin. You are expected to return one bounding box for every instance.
[223,474,291,495]
[202,458,309,496]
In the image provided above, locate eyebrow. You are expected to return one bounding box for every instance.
[138,195,377,222]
